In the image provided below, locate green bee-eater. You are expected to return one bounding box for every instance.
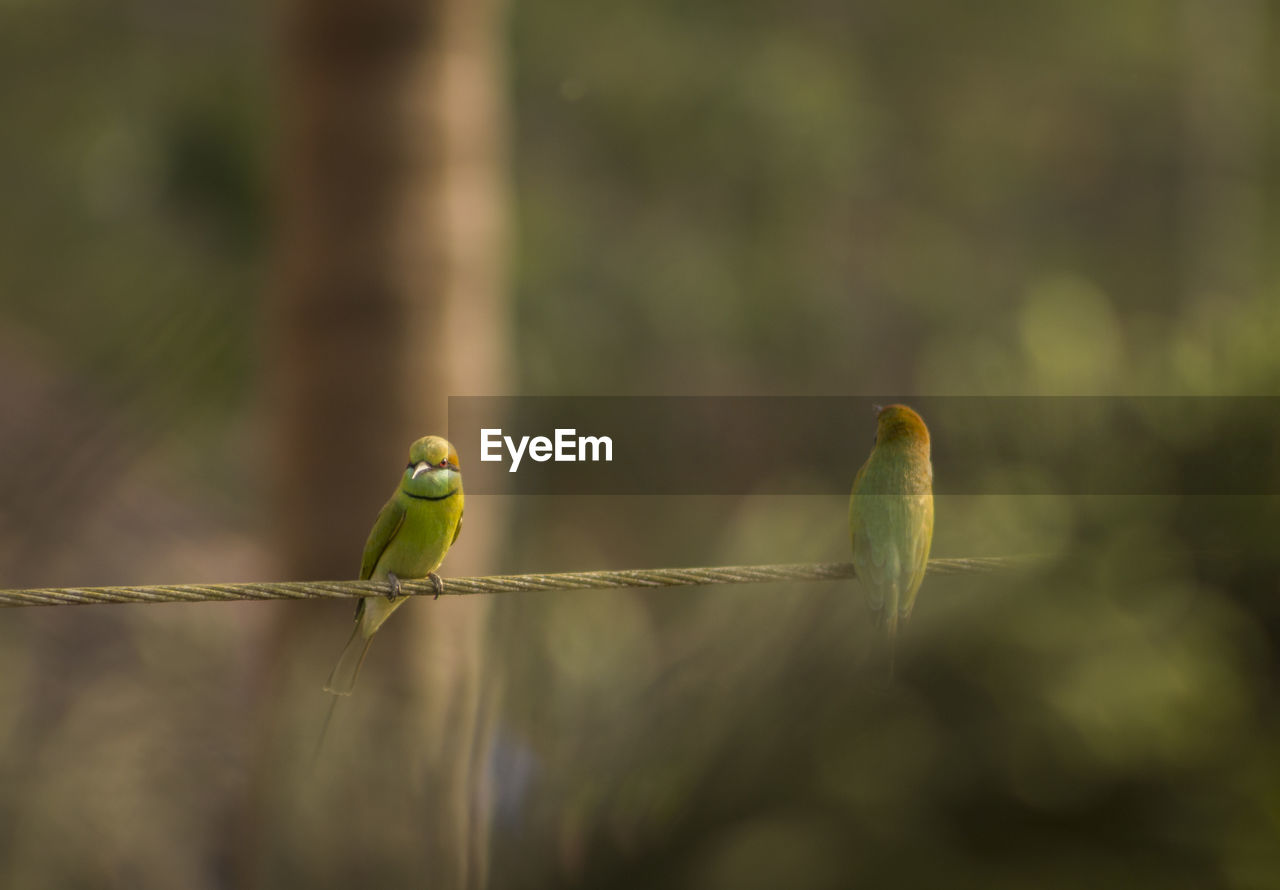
[849,404,934,676]
[324,435,464,696]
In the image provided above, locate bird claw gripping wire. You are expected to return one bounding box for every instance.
[385,572,403,600]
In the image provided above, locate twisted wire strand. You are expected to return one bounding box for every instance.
[0,556,1026,608]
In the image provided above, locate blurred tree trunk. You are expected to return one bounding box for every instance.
[252,0,509,886]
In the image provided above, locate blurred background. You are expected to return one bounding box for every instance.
[0,0,1278,887]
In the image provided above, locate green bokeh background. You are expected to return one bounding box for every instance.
[0,1,1278,887]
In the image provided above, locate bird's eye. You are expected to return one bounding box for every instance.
[439,460,449,468]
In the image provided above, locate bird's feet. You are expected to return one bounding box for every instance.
[386,572,403,600]
[428,572,444,599]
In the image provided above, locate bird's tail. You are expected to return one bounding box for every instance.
[313,691,343,765]
[324,622,374,697]
[314,624,374,763]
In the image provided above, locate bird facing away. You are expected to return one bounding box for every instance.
[324,435,464,696]
[849,404,934,676]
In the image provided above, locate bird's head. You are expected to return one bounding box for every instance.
[401,436,462,499]
[875,404,930,448]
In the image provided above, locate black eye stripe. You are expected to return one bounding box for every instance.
[406,460,460,470]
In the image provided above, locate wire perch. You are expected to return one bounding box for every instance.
[0,557,1025,608]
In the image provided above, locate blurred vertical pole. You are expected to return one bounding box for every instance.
[264,0,509,885]
[404,1,510,888]
[1179,0,1266,314]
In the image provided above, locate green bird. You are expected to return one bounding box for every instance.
[324,435,464,696]
[849,404,934,676]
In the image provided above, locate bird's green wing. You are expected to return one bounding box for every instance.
[899,494,934,618]
[360,496,407,581]
[852,503,902,617]
[850,461,899,618]
[450,508,463,548]
[353,496,407,624]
